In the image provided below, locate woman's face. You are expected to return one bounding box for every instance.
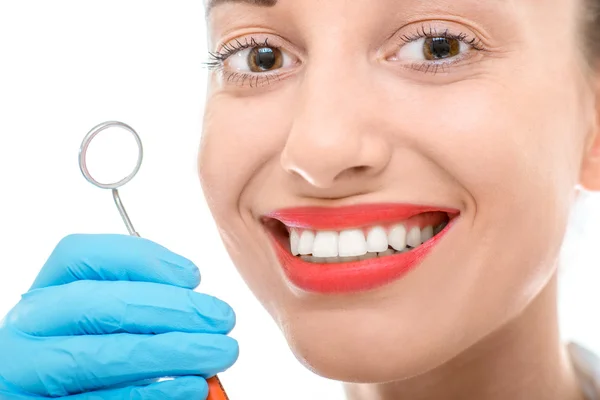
[199,0,599,382]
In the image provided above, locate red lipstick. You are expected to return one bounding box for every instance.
[263,203,460,293]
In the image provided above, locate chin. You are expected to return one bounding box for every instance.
[277,305,477,383]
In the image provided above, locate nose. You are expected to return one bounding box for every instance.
[280,68,392,191]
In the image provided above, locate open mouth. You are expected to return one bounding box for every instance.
[263,211,453,264]
[261,203,461,293]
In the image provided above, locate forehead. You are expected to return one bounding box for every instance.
[205,0,581,12]
[203,0,555,19]
[204,0,582,45]
[205,0,277,13]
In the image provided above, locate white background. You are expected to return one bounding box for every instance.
[0,2,599,399]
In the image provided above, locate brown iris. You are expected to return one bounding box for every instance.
[423,37,460,60]
[247,47,283,72]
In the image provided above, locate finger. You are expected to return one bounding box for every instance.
[3,331,238,397]
[63,377,209,400]
[11,280,235,336]
[29,234,200,290]
[0,376,44,399]
[0,389,41,399]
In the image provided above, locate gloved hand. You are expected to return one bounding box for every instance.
[0,234,238,399]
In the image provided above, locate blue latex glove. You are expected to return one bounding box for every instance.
[0,234,238,399]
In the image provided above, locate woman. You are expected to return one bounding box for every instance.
[1,0,600,399]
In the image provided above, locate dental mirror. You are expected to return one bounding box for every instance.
[78,121,143,236]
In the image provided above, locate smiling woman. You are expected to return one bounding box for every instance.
[198,0,600,399]
[1,1,600,399]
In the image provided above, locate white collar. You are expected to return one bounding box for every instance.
[568,342,600,400]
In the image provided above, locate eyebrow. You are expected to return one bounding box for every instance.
[206,0,277,14]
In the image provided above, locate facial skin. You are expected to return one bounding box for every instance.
[199,0,600,398]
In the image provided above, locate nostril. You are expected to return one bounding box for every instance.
[334,165,371,181]
[352,166,370,173]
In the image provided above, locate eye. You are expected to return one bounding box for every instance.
[226,45,295,73]
[396,36,470,62]
[385,24,487,74]
[205,37,300,88]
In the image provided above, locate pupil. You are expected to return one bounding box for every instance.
[254,47,276,70]
[430,38,452,59]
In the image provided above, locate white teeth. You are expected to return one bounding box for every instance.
[313,231,339,257]
[291,217,450,263]
[366,226,388,252]
[388,224,407,251]
[338,229,367,257]
[421,225,434,243]
[298,231,315,255]
[290,229,300,256]
[407,226,422,247]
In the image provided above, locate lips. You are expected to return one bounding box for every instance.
[263,203,461,293]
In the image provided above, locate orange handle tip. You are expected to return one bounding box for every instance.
[206,376,230,400]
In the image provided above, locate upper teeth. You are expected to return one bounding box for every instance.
[366,226,387,252]
[339,229,368,257]
[290,222,446,257]
[313,231,338,257]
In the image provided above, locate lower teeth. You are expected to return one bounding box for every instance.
[299,247,413,264]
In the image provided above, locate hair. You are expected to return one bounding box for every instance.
[585,0,600,66]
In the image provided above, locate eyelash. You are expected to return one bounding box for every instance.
[204,24,487,86]
[399,24,485,51]
[398,24,486,74]
[205,37,283,88]
[206,37,272,68]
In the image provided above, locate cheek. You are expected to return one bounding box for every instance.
[405,74,582,354]
[199,91,295,308]
[411,75,581,306]
[199,92,291,212]
[405,77,581,201]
